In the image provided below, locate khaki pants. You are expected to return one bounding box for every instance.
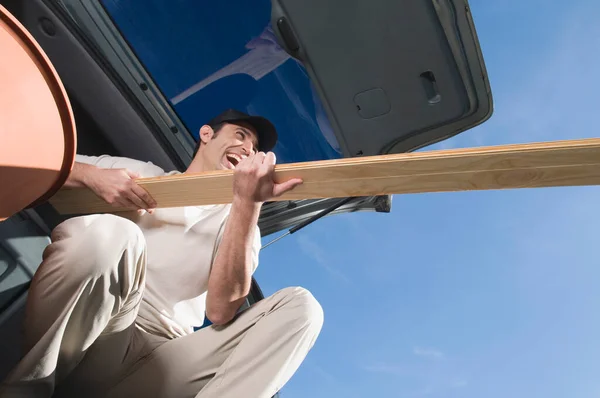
[0,214,323,398]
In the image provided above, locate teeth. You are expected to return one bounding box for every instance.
[225,154,241,169]
[227,154,241,163]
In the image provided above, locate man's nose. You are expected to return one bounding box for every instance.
[242,141,254,155]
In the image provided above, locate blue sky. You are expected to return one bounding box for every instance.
[254,0,600,397]
[103,0,600,396]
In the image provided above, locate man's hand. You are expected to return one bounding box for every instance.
[233,152,302,204]
[85,167,157,213]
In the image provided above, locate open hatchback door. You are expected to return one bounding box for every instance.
[270,0,493,157]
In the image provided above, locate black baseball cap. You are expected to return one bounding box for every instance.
[206,109,278,152]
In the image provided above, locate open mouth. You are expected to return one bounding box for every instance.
[224,153,242,169]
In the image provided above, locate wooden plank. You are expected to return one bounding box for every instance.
[48,138,600,214]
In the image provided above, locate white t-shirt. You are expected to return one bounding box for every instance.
[75,154,262,339]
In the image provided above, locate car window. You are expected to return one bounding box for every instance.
[100,0,343,164]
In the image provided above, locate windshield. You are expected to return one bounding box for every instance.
[100,0,343,164]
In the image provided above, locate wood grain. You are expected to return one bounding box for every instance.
[48,138,600,214]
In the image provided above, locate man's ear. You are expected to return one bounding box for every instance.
[199,125,214,145]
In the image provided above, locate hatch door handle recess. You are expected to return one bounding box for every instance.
[420,71,441,104]
[277,17,300,52]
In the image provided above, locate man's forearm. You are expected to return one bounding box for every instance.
[206,197,261,325]
[63,162,97,188]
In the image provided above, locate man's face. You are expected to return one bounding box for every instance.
[199,122,259,171]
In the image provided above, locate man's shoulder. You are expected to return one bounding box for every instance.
[123,158,169,178]
[76,154,170,178]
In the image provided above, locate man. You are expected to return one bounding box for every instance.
[0,109,323,398]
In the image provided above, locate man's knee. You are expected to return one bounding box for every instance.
[51,214,146,277]
[280,286,324,335]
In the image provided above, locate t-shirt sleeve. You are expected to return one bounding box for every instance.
[75,154,166,178]
[250,225,262,273]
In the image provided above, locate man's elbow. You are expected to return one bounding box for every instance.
[205,308,234,326]
[206,297,244,325]
[206,292,247,326]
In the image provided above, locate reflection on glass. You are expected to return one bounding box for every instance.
[102,0,342,163]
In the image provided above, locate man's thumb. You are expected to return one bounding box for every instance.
[273,178,303,197]
[126,170,140,179]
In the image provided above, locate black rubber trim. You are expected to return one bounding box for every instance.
[95,0,197,158]
[40,0,186,171]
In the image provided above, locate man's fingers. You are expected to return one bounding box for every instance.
[121,171,150,208]
[272,178,303,197]
[252,152,267,165]
[131,183,157,208]
[124,169,156,210]
[114,198,137,210]
[259,152,277,174]
[125,191,148,210]
[264,152,276,166]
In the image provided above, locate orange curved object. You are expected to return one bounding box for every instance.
[0,5,76,221]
